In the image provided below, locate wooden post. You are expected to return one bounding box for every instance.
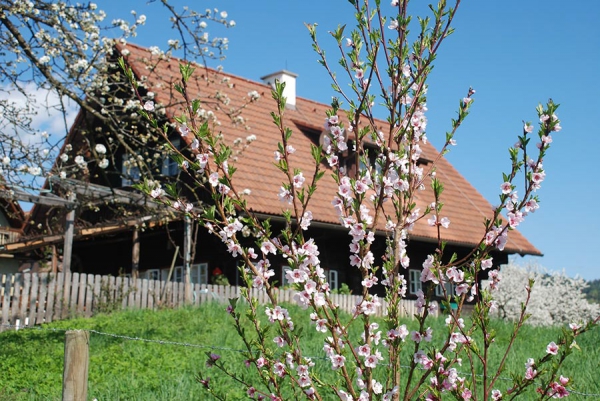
[62,330,89,401]
[131,228,140,279]
[63,194,76,274]
[52,245,58,274]
[160,246,179,303]
[183,216,192,304]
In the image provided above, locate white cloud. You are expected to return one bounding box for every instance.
[0,81,78,145]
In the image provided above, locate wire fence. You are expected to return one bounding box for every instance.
[1,322,598,398]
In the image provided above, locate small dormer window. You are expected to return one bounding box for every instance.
[417,156,432,167]
[359,146,383,176]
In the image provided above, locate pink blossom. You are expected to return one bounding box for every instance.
[524,199,539,213]
[411,331,422,343]
[209,172,219,186]
[178,124,190,137]
[273,336,286,347]
[455,283,469,296]
[491,389,502,400]
[525,366,537,380]
[364,354,380,368]
[481,258,493,270]
[293,173,305,188]
[273,362,286,377]
[357,344,371,357]
[286,268,307,284]
[300,210,313,230]
[549,382,569,398]
[315,319,327,333]
[500,182,512,194]
[446,266,464,283]
[261,240,277,255]
[546,341,559,355]
[298,376,311,387]
[330,354,346,369]
[350,254,361,267]
[278,186,293,203]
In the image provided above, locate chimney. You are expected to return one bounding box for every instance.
[261,70,298,109]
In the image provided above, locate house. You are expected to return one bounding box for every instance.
[11,43,540,298]
[0,183,27,274]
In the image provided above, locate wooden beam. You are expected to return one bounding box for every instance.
[132,229,140,279]
[0,216,168,253]
[62,194,76,274]
[0,189,76,207]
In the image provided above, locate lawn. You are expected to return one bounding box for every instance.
[0,302,598,400]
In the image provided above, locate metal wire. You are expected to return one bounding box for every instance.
[1,323,598,397]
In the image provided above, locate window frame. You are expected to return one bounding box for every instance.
[281,265,292,287]
[121,153,141,187]
[190,262,209,285]
[327,269,339,291]
[144,269,161,281]
[435,281,455,298]
[161,137,181,177]
[408,269,422,295]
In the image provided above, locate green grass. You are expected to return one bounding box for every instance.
[0,303,598,400]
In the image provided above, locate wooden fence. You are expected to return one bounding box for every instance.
[0,272,433,332]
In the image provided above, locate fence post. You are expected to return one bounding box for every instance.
[62,330,89,401]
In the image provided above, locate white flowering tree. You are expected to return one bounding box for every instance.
[0,0,257,242]
[495,262,600,327]
[125,0,599,400]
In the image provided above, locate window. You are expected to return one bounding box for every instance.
[409,269,422,295]
[121,154,141,186]
[190,263,209,285]
[161,138,181,177]
[435,282,454,297]
[144,269,161,280]
[359,147,382,176]
[327,269,339,291]
[281,265,292,287]
[172,266,183,283]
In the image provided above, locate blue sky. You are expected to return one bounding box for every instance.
[103,1,600,280]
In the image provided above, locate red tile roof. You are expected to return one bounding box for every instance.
[118,43,541,256]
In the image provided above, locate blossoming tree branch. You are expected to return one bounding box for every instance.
[126,1,600,400]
